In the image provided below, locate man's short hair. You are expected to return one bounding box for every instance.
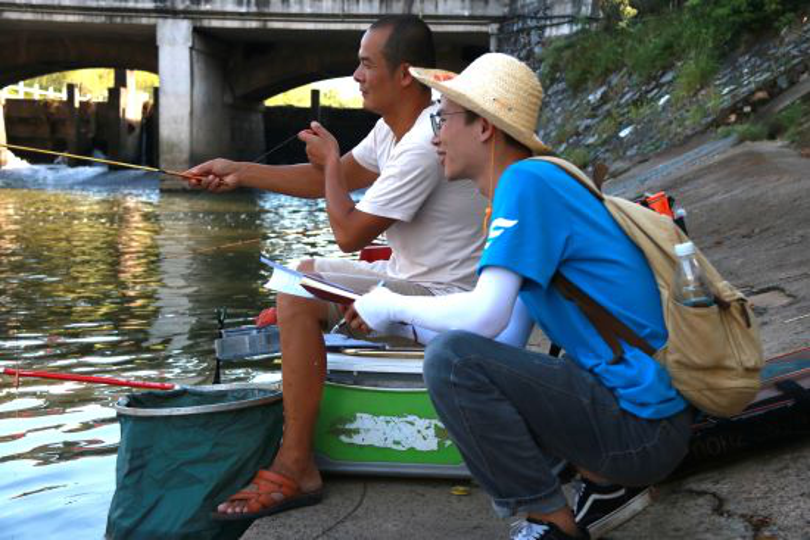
[463,110,531,154]
[370,15,436,73]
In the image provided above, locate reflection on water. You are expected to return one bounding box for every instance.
[0,165,343,538]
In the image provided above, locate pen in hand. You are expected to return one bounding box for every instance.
[330,280,385,335]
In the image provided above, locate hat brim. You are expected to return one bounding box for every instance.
[410,66,551,155]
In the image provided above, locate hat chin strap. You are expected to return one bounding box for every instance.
[482,137,496,236]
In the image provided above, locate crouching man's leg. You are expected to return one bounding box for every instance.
[424,331,692,539]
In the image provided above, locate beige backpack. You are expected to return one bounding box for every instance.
[534,157,764,417]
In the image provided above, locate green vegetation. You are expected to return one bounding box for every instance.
[628,100,655,122]
[673,52,719,102]
[718,122,769,141]
[596,112,621,143]
[562,147,591,169]
[776,101,809,143]
[551,121,578,146]
[599,0,639,29]
[685,102,708,128]
[540,0,808,95]
[717,99,810,143]
[706,87,724,116]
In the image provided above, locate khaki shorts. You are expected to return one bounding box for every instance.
[311,258,436,332]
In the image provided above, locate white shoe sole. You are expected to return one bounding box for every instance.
[587,487,655,539]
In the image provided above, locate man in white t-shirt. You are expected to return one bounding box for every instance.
[187,15,486,520]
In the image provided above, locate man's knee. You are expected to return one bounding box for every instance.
[296,259,316,273]
[276,292,326,325]
[424,330,477,391]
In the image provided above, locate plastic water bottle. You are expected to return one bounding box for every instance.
[673,242,714,307]
[673,205,688,234]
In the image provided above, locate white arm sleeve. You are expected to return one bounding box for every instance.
[492,297,534,347]
[398,299,532,347]
[354,266,525,340]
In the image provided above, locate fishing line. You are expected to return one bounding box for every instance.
[161,237,266,260]
[0,142,204,181]
[311,481,368,539]
[2,128,307,178]
[251,131,302,163]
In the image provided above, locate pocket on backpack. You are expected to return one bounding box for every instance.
[665,299,729,372]
[662,286,762,417]
[714,281,763,370]
[721,301,763,370]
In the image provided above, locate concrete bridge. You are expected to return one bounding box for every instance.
[0,1,593,183]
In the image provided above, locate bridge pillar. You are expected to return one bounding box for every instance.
[157,18,193,185]
[157,19,264,189]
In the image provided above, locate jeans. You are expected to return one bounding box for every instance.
[423,330,693,518]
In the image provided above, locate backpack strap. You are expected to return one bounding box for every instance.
[532,156,659,364]
[551,272,657,364]
[531,156,604,200]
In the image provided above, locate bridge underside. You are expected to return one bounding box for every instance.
[0,11,492,182]
[0,21,156,85]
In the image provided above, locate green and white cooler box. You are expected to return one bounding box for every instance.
[314,349,470,478]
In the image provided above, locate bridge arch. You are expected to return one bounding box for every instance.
[0,24,156,89]
[229,40,360,102]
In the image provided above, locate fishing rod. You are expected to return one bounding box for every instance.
[1,130,301,180]
[0,142,204,182]
[2,367,176,390]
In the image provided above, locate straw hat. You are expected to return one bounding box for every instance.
[410,53,551,155]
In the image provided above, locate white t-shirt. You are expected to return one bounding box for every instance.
[352,105,487,291]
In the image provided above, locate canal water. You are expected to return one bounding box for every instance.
[0,164,344,539]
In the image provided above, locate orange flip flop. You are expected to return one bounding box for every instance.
[211,469,323,521]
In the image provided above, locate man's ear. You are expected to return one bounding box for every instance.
[399,63,414,88]
[478,117,496,144]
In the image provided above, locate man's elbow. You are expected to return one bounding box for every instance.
[470,312,510,340]
[475,325,503,340]
[334,231,367,253]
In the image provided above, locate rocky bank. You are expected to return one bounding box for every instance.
[532,21,810,173]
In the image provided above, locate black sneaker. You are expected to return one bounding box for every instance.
[509,519,588,540]
[555,462,577,485]
[572,479,654,539]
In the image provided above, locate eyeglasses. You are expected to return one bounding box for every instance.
[429,111,466,136]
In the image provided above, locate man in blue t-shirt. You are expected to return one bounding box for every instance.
[348,53,693,540]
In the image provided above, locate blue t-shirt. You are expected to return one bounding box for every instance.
[480,160,687,419]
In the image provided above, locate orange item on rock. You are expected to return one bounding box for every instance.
[255,308,278,327]
[644,192,674,218]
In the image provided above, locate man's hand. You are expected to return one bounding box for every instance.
[299,122,340,170]
[352,286,401,333]
[341,303,371,334]
[185,158,245,192]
